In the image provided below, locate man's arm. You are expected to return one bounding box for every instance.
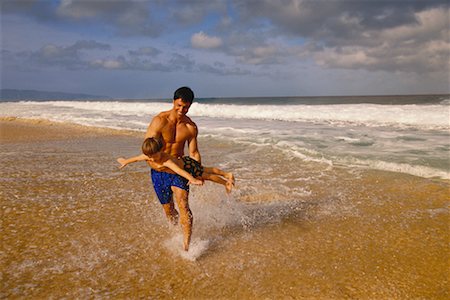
[145,115,163,140]
[188,125,201,163]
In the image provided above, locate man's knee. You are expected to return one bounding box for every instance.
[172,187,189,204]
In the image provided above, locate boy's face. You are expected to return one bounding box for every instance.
[173,98,191,118]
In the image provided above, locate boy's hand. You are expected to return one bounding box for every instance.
[117,158,127,169]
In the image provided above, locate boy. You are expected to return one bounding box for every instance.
[117,137,235,193]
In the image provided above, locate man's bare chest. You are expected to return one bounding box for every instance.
[161,124,192,143]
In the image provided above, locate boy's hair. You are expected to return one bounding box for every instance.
[173,86,194,104]
[142,137,163,156]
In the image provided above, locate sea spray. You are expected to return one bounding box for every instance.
[163,234,210,261]
[187,184,316,241]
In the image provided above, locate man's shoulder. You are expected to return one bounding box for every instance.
[156,110,171,118]
[152,111,170,124]
[183,116,198,129]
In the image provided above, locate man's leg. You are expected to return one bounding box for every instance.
[151,169,179,224]
[162,200,179,225]
[172,186,192,251]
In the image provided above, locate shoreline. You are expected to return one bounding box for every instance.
[1,116,448,183]
[0,116,141,143]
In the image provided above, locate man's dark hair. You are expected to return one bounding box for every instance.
[173,86,194,104]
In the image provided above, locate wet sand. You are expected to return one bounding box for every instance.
[1,118,448,299]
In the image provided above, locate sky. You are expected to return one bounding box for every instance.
[1,0,449,99]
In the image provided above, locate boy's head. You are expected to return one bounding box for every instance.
[142,137,163,156]
[173,86,194,104]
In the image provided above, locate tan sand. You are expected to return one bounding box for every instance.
[1,118,448,299]
[0,117,137,143]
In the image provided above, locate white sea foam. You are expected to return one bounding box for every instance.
[190,103,450,129]
[6,100,449,129]
[25,100,172,115]
[1,100,448,179]
[439,99,450,105]
[339,157,450,180]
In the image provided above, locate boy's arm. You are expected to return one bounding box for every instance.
[117,154,149,169]
[163,159,203,186]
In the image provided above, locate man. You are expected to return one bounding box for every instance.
[144,86,200,251]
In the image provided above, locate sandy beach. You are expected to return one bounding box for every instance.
[1,118,448,299]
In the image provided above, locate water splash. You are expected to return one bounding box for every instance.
[163,234,210,261]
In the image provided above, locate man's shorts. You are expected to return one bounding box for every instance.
[151,169,189,204]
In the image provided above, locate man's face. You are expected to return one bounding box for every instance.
[173,98,191,118]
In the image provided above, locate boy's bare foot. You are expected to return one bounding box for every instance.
[225,173,235,185]
[225,180,233,194]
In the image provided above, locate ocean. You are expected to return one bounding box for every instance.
[1,94,449,179]
[1,94,449,298]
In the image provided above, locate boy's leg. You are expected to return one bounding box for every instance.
[203,173,227,185]
[171,186,192,251]
[203,173,234,194]
[203,167,234,183]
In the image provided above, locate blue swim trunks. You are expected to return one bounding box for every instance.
[151,169,189,204]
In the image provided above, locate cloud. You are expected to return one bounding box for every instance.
[1,0,37,11]
[224,1,449,73]
[167,53,195,71]
[128,47,161,57]
[3,0,164,37]
[198,61,251,76]
[233,0,447,40]
[59,0,164,37]
[2,0,448,79]
[10,40,255,77]
[191,32,223,49]
[241,45,283,65]
[170,0,227,25]
[311,7,450,73]
[27,40,111,69]
[89,56,172,72]
[11,41,175,73]
[90,57,126,70]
